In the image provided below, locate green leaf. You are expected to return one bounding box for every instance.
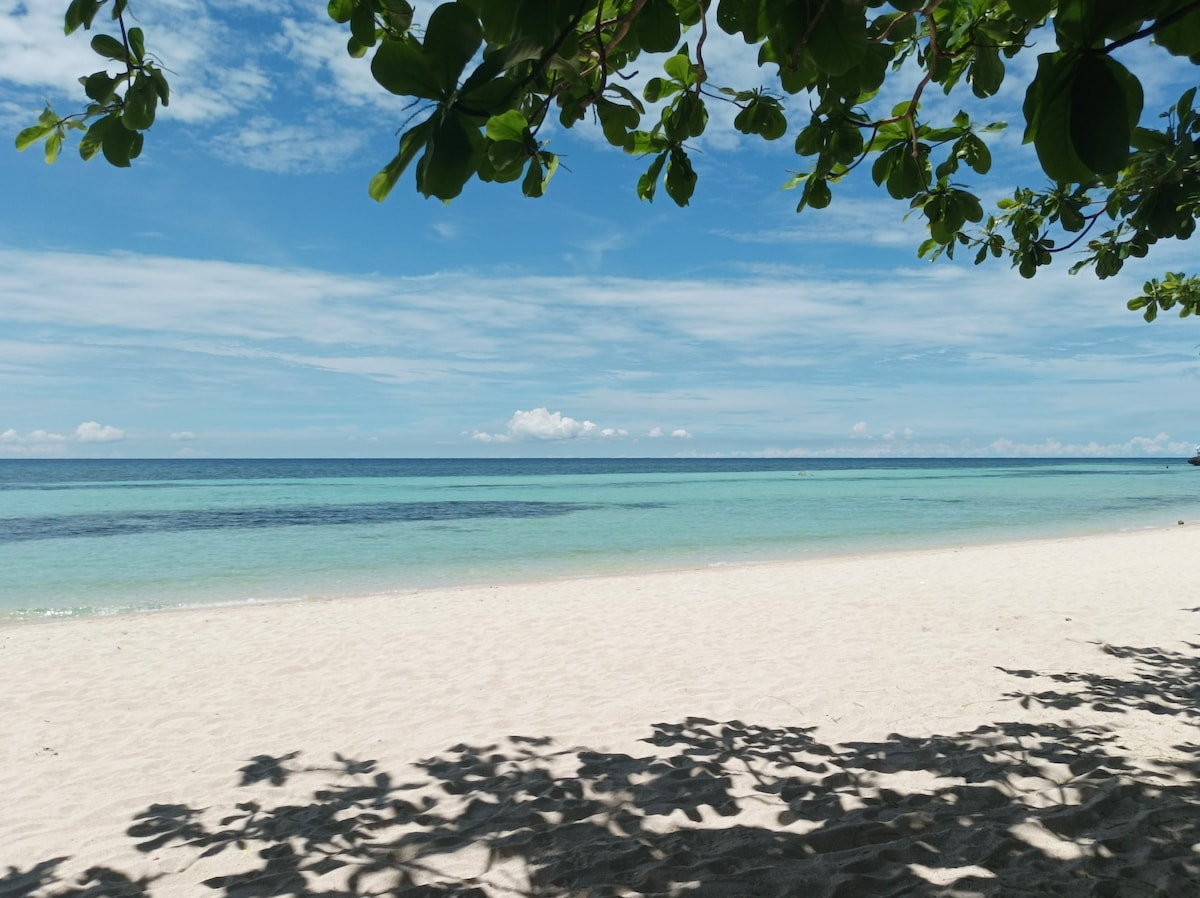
[327,0,354,24]
[637,0,681,53]
[804,178,832,209]
[44,128,63,164]
[90,33,127,61]
[65,0,83,34]
[663,53,696,87]
[379,0,414,32]
[1024,52,1092,182]
[637,151,667,201]
[605,84,646,116]
[521,153,557,198]
[148,67,170,105]
[735,98,787,140]
[78,114,116,161]
[644,77,682,103]
[1008,0,1052,19]
[671,0,703,27]
[368,117,434,201]
[371,37,443,100]
[65,0,104,34]
[127,26,145,62]
[781,171,807,191]
[807,0,867,76]
[664,147,696,206]
[1069,54,1140,176]
[828,124,863,165]
[485,139,528,181]
[422,1,483,90]
[460,69,519,111]
[625,130,668,155]
[414,110,482,200]
[102,120,137,167]
[350,4,376,47]
[887,149,926,199]
[596,99,640,146]
[969,43,1004,98]
[469,0,520,41]
[716,0,756,39]
[872,142,927,199]
[121,75,158,131]
[84,70,116,102]
[667,92,707,141]
[959,133,991,174]
[520,155,542,197]
[485,109,527,143]
[15,123,53,151]
[369,154,406,201]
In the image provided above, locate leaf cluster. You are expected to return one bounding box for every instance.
[18,0,1200,319]
[16,0,169,167]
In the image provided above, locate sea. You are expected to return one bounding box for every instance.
[2,456,1198,624]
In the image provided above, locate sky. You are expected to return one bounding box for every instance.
[1,1,1198,459]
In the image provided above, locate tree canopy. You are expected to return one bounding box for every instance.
[16,0,1200,319]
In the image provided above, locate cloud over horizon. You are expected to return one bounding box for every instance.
[0,421,125,454]
[471,408,628,443]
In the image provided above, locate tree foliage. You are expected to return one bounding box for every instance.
[16,0,1200,319]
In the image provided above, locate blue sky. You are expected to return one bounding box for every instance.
[1,1,1198,459]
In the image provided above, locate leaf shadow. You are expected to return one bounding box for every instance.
[5,640,1200,897]
[999,640,1200,719]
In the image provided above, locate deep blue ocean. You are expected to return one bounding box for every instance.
[2,457,1198,623]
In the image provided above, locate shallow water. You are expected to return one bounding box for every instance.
[2,457,1198,621]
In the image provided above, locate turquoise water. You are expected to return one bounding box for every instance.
[1,457,1198,622]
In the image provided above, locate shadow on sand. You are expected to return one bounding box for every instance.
[4,637,1200,897]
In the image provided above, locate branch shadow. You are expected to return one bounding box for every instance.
[5,641,1200,898]
[999,640,1200,719]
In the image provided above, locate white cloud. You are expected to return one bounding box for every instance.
[987,433,1193,458]
[469,430,508,443]
[511,408,598,441]
[210,116,365,173]
[1,427,65,443]
[275,13,396,111]
[0,3,99,92]
[473,409,675,443]
[851,421,870,438]
[0,2,272,124]
[3,244,1199,455]
[170,431,197,440]
[0,426,68,456]
[713,197,929,249]
[75,421,125,443]
[725,431,1195,459]
[473,408,629,443]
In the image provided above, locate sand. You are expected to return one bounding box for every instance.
[3,527,1200,896]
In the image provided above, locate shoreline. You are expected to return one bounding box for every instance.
[3,513,1194,629]
[5,526,1200,894]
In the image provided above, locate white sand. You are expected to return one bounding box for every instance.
[3,528,1200,896]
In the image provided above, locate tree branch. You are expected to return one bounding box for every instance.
[1103,1,1200,55]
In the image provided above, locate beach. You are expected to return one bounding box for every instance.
[3,527,1200,896]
